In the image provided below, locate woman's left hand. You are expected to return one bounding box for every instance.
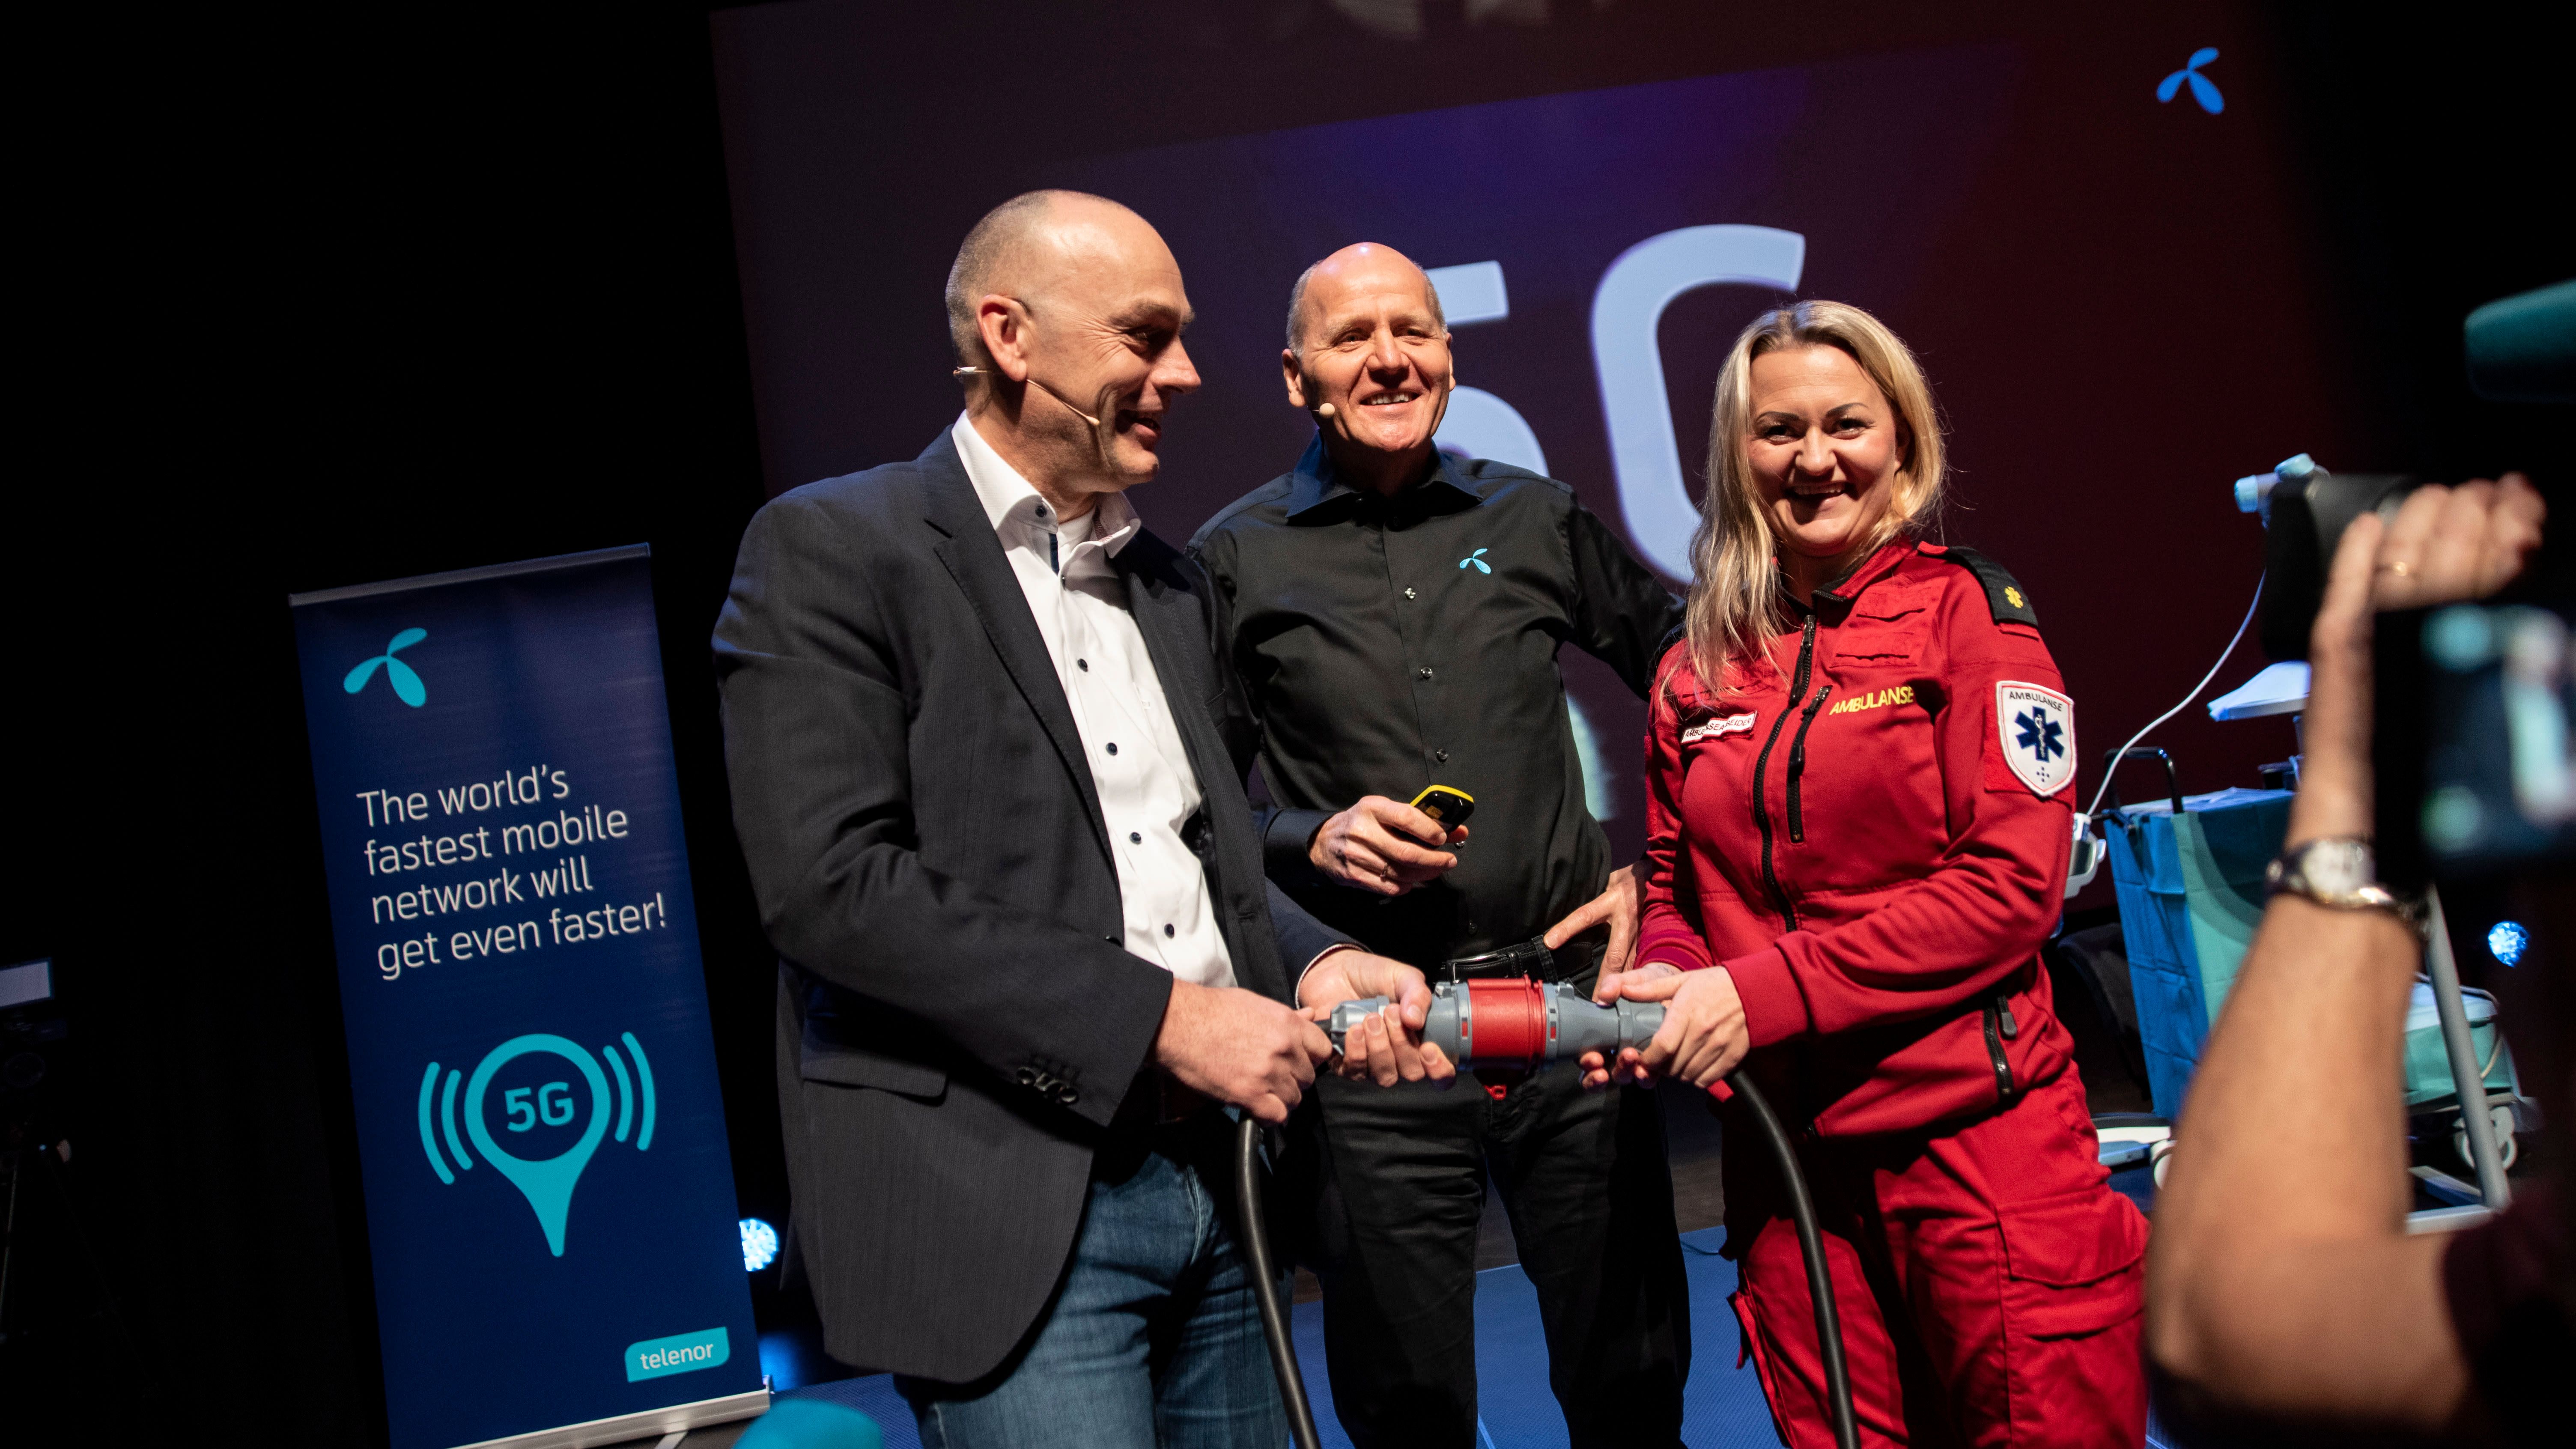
[1610,964,1749,1090]
[1578,960,1675,1088]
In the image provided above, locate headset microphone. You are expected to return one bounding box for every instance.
[1313,402,1337,419]
[953,366,1103,426]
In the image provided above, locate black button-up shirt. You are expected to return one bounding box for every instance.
[1189,439,1683,969]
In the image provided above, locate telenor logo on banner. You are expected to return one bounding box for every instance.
[626,1327,733,1383]
[345,627,430,707]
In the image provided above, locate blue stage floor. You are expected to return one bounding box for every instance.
[775,1226,1779,1448]
[768,1163,2178,1446]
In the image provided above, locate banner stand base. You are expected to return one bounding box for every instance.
[454,1386,770,1449]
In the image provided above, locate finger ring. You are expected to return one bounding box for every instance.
[2381,560,2414,576]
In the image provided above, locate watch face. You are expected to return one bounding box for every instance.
[2302,838,2376,894]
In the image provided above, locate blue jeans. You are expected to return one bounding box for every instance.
[899,1115,1288,1449]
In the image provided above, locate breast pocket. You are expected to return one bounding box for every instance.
[1837,598,1930,665]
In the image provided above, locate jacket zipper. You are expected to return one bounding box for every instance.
[1983,996,2019,1104]
[1751,616,1819,930]
[1786,683,1834,842]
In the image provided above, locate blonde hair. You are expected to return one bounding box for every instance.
[1683,299,1945,692]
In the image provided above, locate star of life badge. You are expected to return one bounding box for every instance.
[1681,711,1758,745]
[1996,683,2075,797]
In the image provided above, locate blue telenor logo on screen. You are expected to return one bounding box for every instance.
[345,628,430,707]
[416,1031,659,1255]
[2158,48,2224,115]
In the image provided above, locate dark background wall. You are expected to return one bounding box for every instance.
[713,0,2351,881]
[3,3,2564,1443]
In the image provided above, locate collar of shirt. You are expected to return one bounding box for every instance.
[1782,538,1916,616]
[951,412,1140,580]
[1283,434,1486,520]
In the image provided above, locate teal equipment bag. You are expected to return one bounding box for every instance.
[2101,784,2294,1119]
[2403,979,2524,1170]
[2403,981,2516,1109]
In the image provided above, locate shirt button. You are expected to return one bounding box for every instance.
[1106,742,1118,754]
[1130,831,1142,844]
[1435,749,1450,763]
[1404,587,1418,600]
[1077,659,1089,671]
[1164,924,1176,938]
[1418,667,1434,680]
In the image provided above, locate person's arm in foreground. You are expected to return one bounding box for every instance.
[2147,475,2543,1435]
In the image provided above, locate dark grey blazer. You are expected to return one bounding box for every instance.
[712,431,1342,1382]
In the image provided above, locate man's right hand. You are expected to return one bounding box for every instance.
[1152,978,1336,1124]
[1308,796,1467,896]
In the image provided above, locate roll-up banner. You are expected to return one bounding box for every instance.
[290,546,763,1449]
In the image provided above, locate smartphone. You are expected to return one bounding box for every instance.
[1408,784,1476,838]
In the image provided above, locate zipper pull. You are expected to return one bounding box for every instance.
[1998,998,2018,1040]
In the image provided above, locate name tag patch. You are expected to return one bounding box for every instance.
[1996,682,2075,797]
[1682,712,1758,744]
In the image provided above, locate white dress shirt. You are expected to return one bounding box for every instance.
[951,414,1239,990]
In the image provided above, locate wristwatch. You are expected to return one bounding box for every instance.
[2263,837,2421,928]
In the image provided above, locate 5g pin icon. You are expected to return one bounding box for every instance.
[416,1031,657,1255]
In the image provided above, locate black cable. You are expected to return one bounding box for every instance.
[1728,1070,1860,1449]
[1236,1076,1854,1449]
[1236,1114,1324,1449]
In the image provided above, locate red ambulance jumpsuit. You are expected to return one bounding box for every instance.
[1638,540,2148,1449]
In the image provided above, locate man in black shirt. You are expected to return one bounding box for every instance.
[1189,243,1689,1448]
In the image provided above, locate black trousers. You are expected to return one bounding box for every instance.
[1304,1059,1690,1448]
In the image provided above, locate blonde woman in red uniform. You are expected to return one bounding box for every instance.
[1584,301,2148,1447]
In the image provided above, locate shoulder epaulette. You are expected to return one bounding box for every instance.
[1935,546,2039,627]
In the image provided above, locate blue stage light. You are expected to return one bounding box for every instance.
[741,1216,780,1273]
[2488,921,2528,967]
